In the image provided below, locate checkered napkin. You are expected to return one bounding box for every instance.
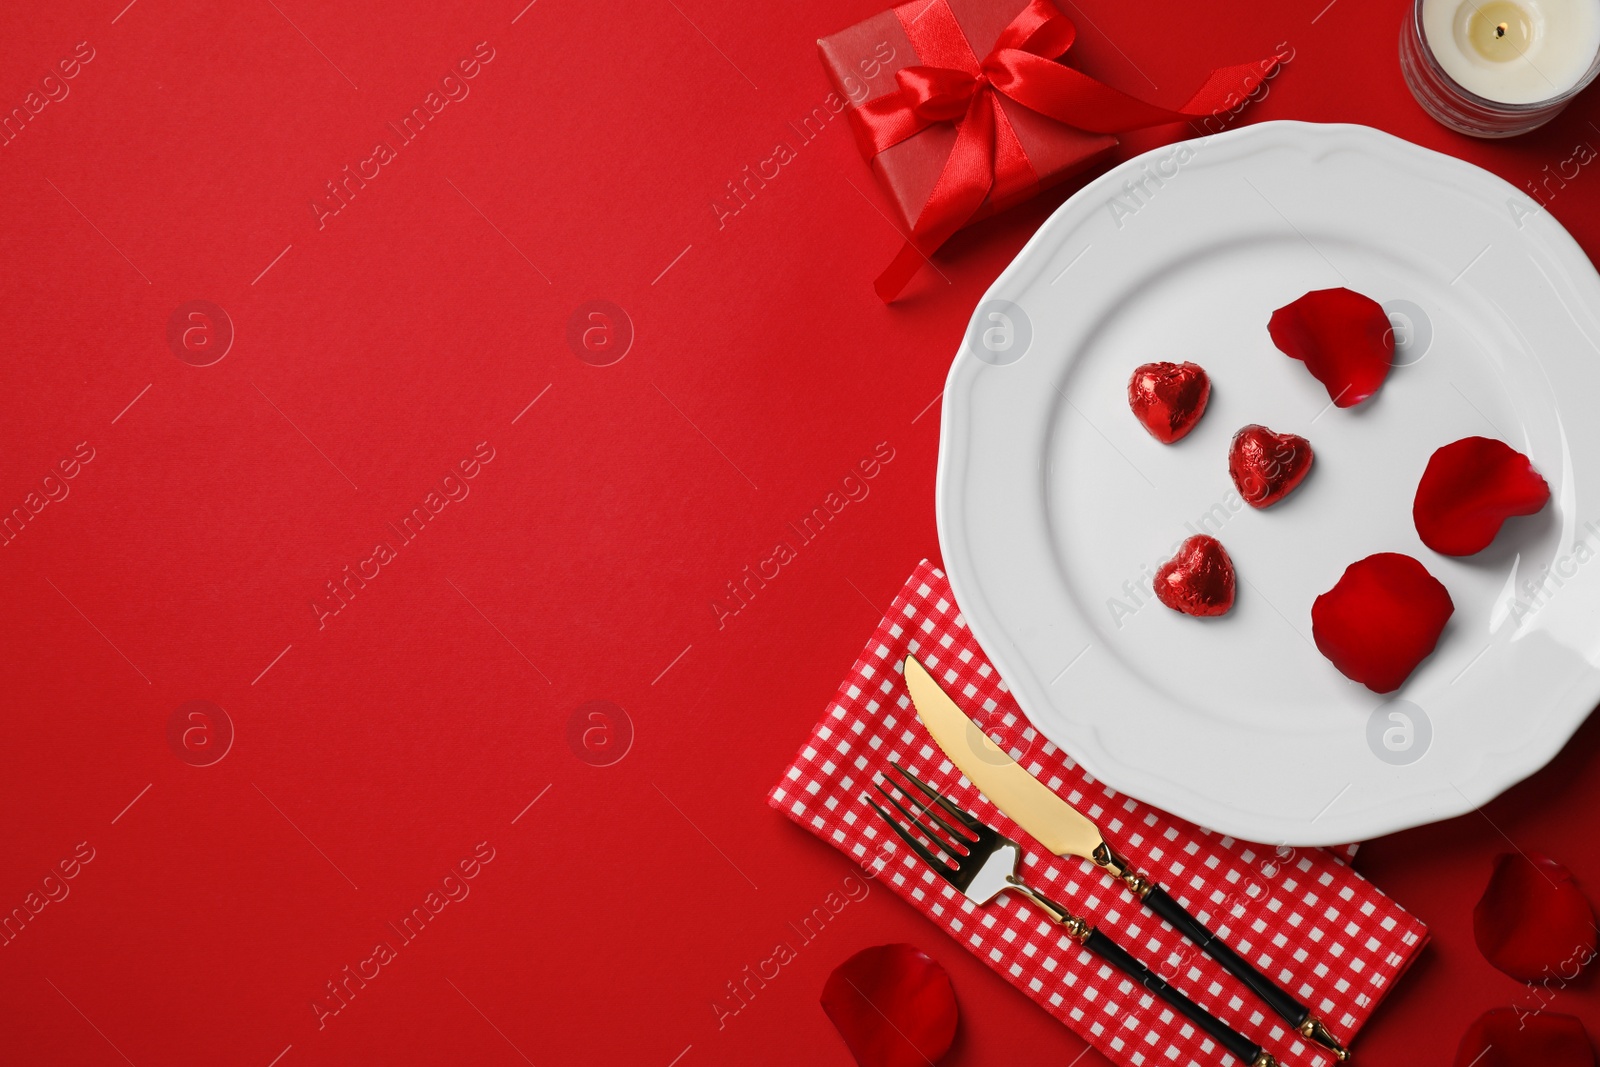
[769,560,1428,1067]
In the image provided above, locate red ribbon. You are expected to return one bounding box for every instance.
[853,0,1279,301]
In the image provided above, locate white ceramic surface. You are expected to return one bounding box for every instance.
[937,121,1600,845]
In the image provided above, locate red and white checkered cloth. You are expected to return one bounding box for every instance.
[769,560,1427,1067]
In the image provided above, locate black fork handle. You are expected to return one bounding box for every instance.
[1083,928,1268,1067]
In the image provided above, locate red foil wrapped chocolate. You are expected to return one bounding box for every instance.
[1229,424,1313,507]
[818,0,1284,300]
[1128,361,1211,443]
[1153,534,1236,617]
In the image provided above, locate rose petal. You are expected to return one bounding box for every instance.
[1128,362,1211,443]
[1311,553,1453,692]
[1414,437,1551,556]
[1153,534,1236,617]
[1268,288,1393,407]
[1454,1007,1594,1067]
[821,944,958,1067]
[1474,852,1596,982]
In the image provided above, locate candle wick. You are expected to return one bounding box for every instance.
[1495,21,1507,38]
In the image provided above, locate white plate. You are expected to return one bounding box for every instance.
[937,121,1600,845]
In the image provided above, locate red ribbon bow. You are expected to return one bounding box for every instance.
[852,0,1279,301]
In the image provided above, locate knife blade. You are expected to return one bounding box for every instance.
[903,654,1112,867]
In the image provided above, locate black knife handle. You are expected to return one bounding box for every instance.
[1141,882,1348,1059]
[1097,843,1349,1061]
[1083,928,1270,1067]
[1144,886,1308,1026]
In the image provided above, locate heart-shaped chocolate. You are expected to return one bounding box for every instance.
[1269,287,1393,408]
[1128,361,1210,443]
[1228,424,1313,508]
[1414,436,1550,556]
[1312,553,1453,693]
[1153,535,1235,617]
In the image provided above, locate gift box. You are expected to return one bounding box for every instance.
[819,0,1282,300]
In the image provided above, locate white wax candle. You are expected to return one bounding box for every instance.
[1422,0,1600,103]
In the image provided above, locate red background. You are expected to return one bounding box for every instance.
[3,0,1599,1064]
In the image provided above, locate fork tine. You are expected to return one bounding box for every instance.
[877,771,972,846]
[865,797,952,874]
[888,760,982,837]
[871,779,966,859]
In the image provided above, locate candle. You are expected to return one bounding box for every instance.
[1421,0,1600,103]
[1403,0,1600,135]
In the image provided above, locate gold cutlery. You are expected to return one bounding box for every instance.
[869,760,1282,1067]
[904,655,1348,1061]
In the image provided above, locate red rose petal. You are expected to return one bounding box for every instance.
[1269,288,1393,407]
[1153,535,1236,617]
[820,944,958,1067]
[1454,1007,1594,1067]
[1474,852,1597,983]
[1228,424,1314,508]
[1414,437,1551,556]
[1128,362,1211,443]
[1311,553,1453,692]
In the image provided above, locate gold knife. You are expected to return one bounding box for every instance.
[903,655,1349,1061]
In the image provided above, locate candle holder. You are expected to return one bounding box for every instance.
[1400,0,1600,137]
